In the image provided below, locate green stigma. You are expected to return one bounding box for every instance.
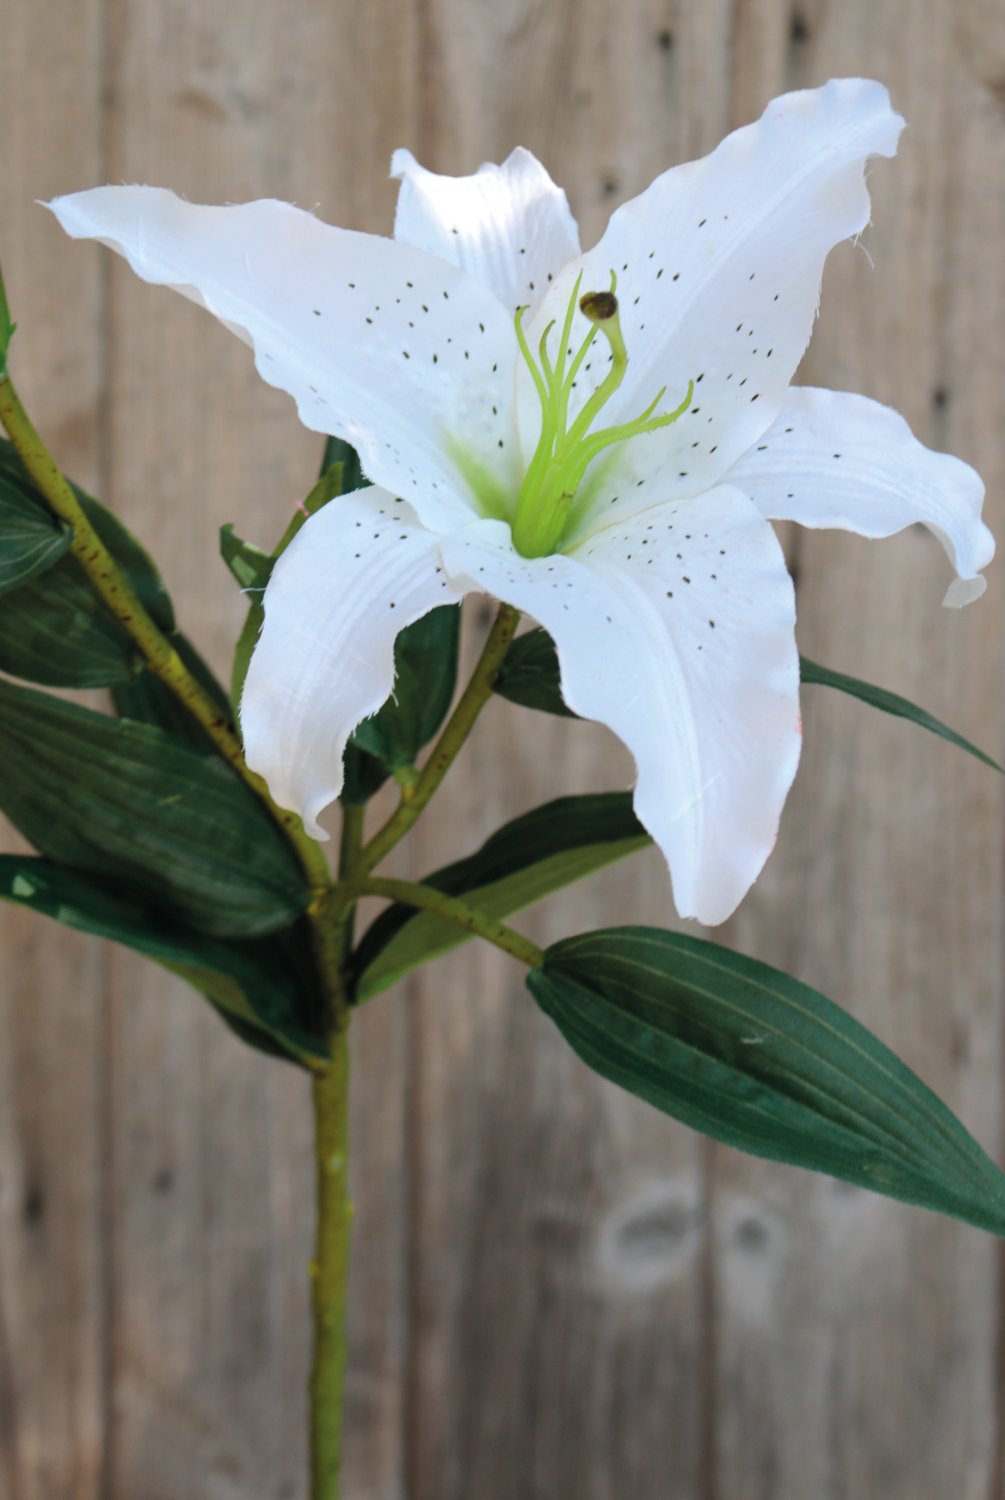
[510,271,693,558]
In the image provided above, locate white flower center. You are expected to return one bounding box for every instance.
[510,273,693,557]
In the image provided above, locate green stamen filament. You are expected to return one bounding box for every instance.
[510,275,693,559]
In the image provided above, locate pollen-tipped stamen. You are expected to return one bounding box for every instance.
[514,304,549,411]
[511,274,692,559]
[537,319,557,385]
[552,269,585,390]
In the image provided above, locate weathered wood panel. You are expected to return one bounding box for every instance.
[0,3,110,1497]
[1,1,1003,1497]
[97,4,422,1496]
[713,8,1004,1498]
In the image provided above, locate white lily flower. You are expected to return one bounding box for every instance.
[48,79,993,925]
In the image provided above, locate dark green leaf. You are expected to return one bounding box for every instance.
[321,434,365,494]
[0,557,143,685]
[529,927,1005,1234]
[340,740,393,806]
[220,522,272,592]
[800,655,1002,773]
[0,676,312,938]
[354,794,648,1001]
[0,854,323,1064]
[340,608,462,803]
[0,440,174,686]
[494,627,574,717]
[0,264,16,378]
[349,605,461,771]
[230,588,266,716]
[0,261,16,375]
[112,632,234,751]
[0,455,72,592]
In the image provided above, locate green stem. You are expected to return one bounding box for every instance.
[335,803,365,952]
[0,368,332,898]
[0,324,362,1491]
[341,874,545,971]
[308,1020,352,1500]
[307,805,364,1498]
[361,602,521,872]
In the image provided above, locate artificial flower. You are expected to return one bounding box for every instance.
[48,78,993,924]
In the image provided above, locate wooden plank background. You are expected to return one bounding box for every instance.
[1,0,1002,1495]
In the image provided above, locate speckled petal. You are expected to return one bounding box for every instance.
[529,79,904,536]
[440,488,800,925]
[48,187,520,532]
[725,386,994,607]
[241,485,465,836]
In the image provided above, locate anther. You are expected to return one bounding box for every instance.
[580,289,618,322]
[510,269,690,559]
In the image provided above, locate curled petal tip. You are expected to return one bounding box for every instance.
[943,575,987,609]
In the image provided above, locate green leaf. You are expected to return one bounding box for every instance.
[349,604,461,772]
[800,655,1002,773]
[340,740,393,806]
[0,440,175,687]
[320,434,365,494]
[0,854,323,1064]
[0,454,72,592]
[340,607,464,805]
[0,264,17,378]
[529,927,1005,1234]
[0,557,143,686]
[496,629,1002,775]
[112,631,234,751]
[0,676,312,938]
[230,590,265,716]
[353,794,649,1001]
[494,627,574,717]
[220,521,272,592]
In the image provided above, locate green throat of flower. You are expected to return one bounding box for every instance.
[510,272,694,558]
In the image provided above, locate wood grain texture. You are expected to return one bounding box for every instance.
[0,2,110,1496]
[1,0,1003,1496]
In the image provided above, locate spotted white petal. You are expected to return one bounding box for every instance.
[47,187,520,533]
[240,485,466,837]
[530,78,904,535]
[392,147,580,315]
[725,387,995,607]
[440,490,799,925]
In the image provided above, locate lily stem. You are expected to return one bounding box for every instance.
[340,874,545,972]
[361,601,521,872]
[0,366,332,898]
[308,1014,353,1500]
[307,804,365,1499]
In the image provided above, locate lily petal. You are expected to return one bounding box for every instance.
[725,387,995,606]
[47,187,519,533]
[530,78,904,529]
[241,485,465,836]
[392,147,580,314]
[440,489,799,925]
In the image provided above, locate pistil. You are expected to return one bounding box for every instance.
[511,276,693,559]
